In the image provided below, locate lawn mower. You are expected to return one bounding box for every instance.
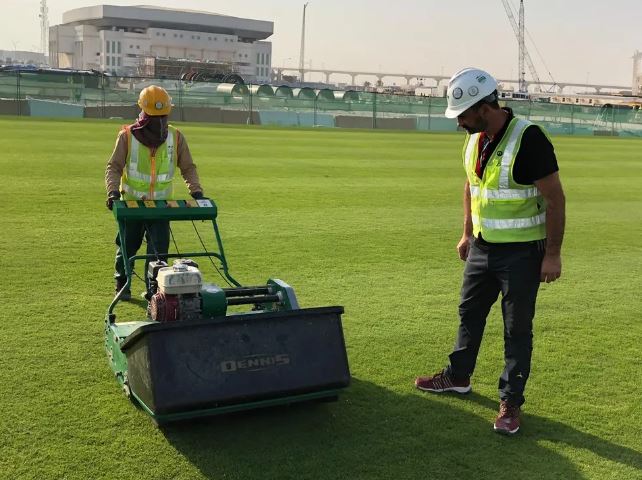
[105,198,350,425]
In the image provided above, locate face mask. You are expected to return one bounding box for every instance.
[131,112,169,148]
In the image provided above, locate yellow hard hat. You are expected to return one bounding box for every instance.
[137,85,173,116]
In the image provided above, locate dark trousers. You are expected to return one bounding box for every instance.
[446,238,544,406]
[114,220,170,293]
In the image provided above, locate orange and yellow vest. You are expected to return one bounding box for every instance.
[120,125,178,200]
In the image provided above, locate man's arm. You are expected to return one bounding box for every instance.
[457,179,473,261]
[176,131,203,196]
[105,131,127,194]
[534,171,566,282]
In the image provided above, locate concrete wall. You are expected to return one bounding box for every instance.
[0,103,416,131]
[220,109,260,125]
[374,117,417,130]
[29,99,84,118]
[335,116,373,129]
[335,116,417,130]
[179,107,223,123]
[84,105,138,119]
[0,99,29,115]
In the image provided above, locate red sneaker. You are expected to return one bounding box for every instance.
[415,370,471,394]
[494,400,521,435]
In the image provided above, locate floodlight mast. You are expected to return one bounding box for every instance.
[299,3,310,83]
[39,0,49,57]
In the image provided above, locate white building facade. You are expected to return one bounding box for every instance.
[49,5,273,82]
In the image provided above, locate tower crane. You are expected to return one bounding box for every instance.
[500,0,541,93]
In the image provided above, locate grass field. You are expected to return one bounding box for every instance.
[0,117,641,480]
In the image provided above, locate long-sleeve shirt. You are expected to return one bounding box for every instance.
[105,128,203,195]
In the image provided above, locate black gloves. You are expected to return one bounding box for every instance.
[106,191,120,210]
[191,191,204,200]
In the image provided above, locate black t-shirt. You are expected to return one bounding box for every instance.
[479,109,558,184]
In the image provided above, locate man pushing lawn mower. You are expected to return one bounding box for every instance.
[104,85,205,300]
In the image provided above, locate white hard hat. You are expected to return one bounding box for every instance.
[444,68,498,118]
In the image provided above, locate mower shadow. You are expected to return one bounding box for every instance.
[161,378,642,480]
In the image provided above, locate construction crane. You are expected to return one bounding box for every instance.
[501,0,541,93]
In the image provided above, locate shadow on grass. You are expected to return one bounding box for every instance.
[161,379,642,480]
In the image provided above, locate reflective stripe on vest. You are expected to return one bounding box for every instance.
[472,212,546,230]
[464,117,547,243]
[499,119,528,188]
[469,185,540,200]
[122,183,173,200]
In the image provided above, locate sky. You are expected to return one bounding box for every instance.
[1,0,640,87]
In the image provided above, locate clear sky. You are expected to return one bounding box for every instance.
[1,0,640,87]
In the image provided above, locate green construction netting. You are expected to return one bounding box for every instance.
[1,71,640,136]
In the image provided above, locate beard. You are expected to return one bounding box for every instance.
[461,117,487,134]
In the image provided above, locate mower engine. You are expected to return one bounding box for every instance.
[148,260,203,322]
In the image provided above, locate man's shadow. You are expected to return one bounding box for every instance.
[160,378,642,480]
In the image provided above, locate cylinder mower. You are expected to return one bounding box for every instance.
[105,198,350,425]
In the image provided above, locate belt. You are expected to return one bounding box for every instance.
[474,234,546,251]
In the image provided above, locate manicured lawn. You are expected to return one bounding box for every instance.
[0,117,640,479]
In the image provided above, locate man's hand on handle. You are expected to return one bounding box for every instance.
[106,191,120,210]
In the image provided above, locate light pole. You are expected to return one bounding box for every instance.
[299,2,309,83]
[11,41,19,64]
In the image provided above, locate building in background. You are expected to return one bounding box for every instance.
[0,50,47,66]
[49,5,273,82]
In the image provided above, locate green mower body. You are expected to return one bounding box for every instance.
[105,199,350,425]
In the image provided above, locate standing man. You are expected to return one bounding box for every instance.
[105,85,204,300]
[415,68,565,435]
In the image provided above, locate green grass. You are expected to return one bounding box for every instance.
[0,117,641,480]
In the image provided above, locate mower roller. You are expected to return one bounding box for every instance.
[105,198,350,424]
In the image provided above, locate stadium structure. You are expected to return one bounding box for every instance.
[48,5,273,82]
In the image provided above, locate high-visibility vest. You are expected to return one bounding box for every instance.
[121,125,178,200]
[463,117,547,243]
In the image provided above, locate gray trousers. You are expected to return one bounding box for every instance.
[114,220,170,294]
[446,237,545,406]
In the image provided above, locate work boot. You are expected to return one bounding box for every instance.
[494,400,521,435]
[115,279,131,301]
[415,370,471,394]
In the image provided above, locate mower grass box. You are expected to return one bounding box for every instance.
[121,307,349,416]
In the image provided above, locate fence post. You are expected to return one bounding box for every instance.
[101,72,106,119]
[16,71,21,116]
[178,78,184,122]
[570,103,575,135]
[372,91,377,129]
[248,84,253,125]
[313,93,318,127]
[611,103,616,136]
[427,95,432,131]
